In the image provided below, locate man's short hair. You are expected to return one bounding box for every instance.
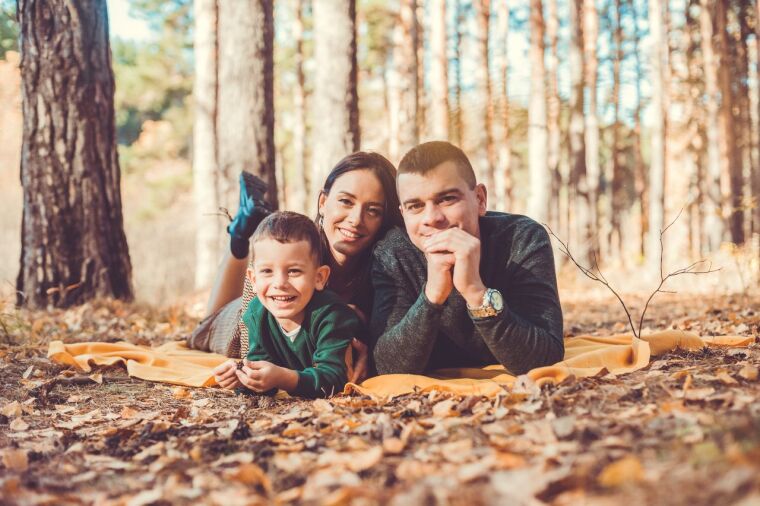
[251,211,322,264]
[397,141,477,189]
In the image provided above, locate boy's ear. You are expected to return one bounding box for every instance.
[315,265,330,290]
[246,267,255,285]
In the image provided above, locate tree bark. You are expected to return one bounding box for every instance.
[495,0,512,211]
[293,0,309,213]
[528,0,548,223]
[568,0,588,262]
[754,0,760,241]
[389,0,419,162]
[700,0,724,251]
[646,0,667,267]
[546,0,561,230]
[472,0,495,193]
[428,0,448,141]
[606,0,623,261]
[193,0,220,289]
[631,0,647,258]
[17,0,133,308]
[217,0,277,215]
[583,0,600,261]
[452,0,464,147]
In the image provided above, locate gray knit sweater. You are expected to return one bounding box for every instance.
[369,212,564,376]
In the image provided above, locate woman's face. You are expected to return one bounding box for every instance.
[318,169,386,265]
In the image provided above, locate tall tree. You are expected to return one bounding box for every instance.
[473,0,496,193]
[452,0,465,147]
[217,0,277,216]
[193,0,219,289]
[754,0,760,240]
[583,0,600,260]
[17,0,133,308]
[495,0,512,211]
[700,0,724,251]
[606,0,623,260]
[293,0,309,213]
[568,0,589,261]
[716,0,743,244]
[631,0,647,257]
[528,0,549,223]
[389,0,419,162]
[428,0,449,141]
[646,0,667,266]
[546,0,561,230]
[312,0,359,183]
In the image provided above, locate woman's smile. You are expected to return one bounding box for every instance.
[337,226,365,241]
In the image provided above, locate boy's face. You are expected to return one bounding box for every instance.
[248,239,330,330]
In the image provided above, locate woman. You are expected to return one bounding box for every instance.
[188,152,402,384]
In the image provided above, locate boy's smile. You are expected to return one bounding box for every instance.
[248,239,330,332]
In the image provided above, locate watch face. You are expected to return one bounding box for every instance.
[490,290,504,311]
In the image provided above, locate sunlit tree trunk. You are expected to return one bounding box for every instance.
[527,0,548,223]
[17,0,133,308]
[737,0,753,242]
[312,0,359,183]
[495,0,512,211]
[217,0,277,214]
[754,0,760,241]
[546,0,561,231]
[631,0,647,259]
[473,0,495,192]
[389,0,419,162]
[293,0,309,213]
[716,0,743,244]
[193,0,220,289]
[583,0,600,260]
[700,0,724,251]
[428,0,448,141]
[452,0,464,146]
[568,0,589,262]
[606,0,623,262]
[646,0,666,267]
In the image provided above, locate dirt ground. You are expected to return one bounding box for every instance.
[1,293,759,505]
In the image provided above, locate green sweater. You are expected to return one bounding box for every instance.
[242,290,361,398]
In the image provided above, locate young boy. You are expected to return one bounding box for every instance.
[212,211,362,398]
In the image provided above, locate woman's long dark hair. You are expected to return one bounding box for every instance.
[316,152,403,307]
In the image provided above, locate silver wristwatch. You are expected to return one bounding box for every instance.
[467,288,504,318]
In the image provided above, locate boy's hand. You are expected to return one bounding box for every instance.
[236,360,298,393]
[213,359,242,390]
[347,338,369,384]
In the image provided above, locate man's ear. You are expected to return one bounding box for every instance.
[245,267,255,285]
[475,183,487,216]
[315,265,331,290]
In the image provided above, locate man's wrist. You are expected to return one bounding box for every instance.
[424,283,449,305]
[462,284,487,308]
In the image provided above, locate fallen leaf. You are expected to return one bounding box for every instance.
[228,463,271,492]
[2,449,28,471]
[432,398,457,418]
[120,406,139,419]
[738,365,758,381]
[1,401,22,418]
[88,372,103,384]
[598,455,645,487]
[684,387,716,401]
[716,371,738,385]
[383,437,405,454]
[172,386,191,399]
[22,365,34,379]
[9,418,28,432]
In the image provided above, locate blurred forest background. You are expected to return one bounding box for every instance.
[0,0,758,305]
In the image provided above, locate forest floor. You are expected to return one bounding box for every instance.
[1,292,759,505]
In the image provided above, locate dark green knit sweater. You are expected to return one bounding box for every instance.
[243,290,362,398]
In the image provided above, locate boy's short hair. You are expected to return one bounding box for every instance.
[251,211,322,264]
[398,141,476,189]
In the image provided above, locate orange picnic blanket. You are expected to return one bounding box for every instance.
[47,330,753,398]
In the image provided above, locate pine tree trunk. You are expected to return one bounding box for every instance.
[527,0,548,223]
[428,0,448,141]
[607,0,623,261]
[546,0,561,230]
[293,0,309,213]
[568,0,588,262]
[17,0,133,308]
[700,0,724,251]
[193,0,220,289]
[495,0,512,211]
[754,0,760,241]
[631,0,647,259]
[217,0,277,213]
[646,0,666,267]
[472,0,495,194]
[716,0,743,244]
[312,0,359,183]
[453,0,464,147]
[583,0,600,261]
[389,0,419,162]
[737,0,752,243]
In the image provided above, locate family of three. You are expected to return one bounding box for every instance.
[187,141,565,398]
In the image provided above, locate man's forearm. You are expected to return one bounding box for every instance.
[372,291,444,375]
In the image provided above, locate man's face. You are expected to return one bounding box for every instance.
[398,160,487,251]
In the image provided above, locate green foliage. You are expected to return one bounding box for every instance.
[0,0,18,59]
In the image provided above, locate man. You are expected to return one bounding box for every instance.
[370,141,564,375]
